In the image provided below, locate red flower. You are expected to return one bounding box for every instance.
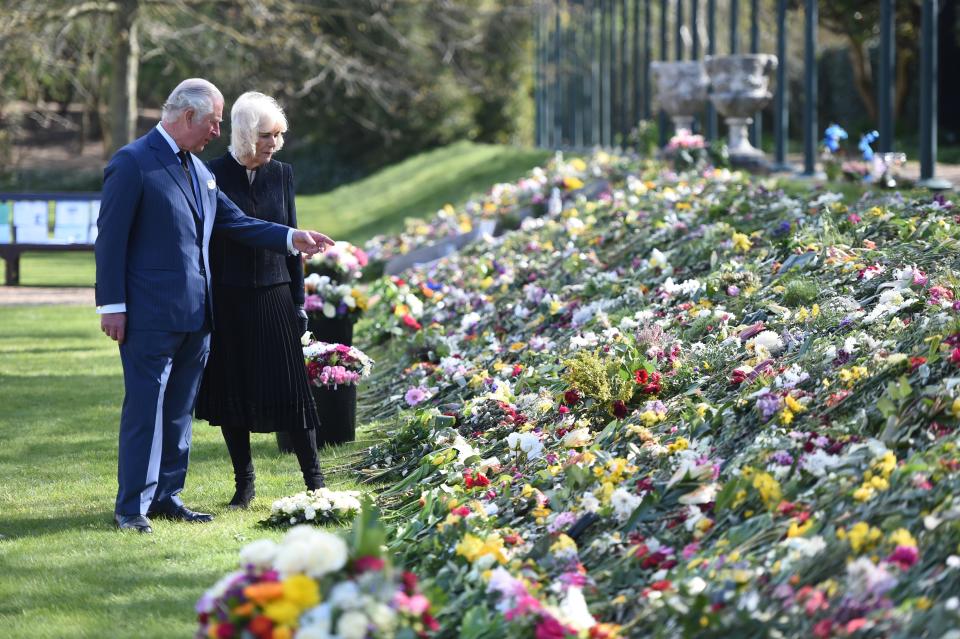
[909,356,927,371]
[535,615,577,639]
[248,616,273,639]
[421,612,440,632]
[650,579,672,591]
[634,369,649,384]
[887,545,919,569]
[402,314,422,331]
[558,405,570,414]
[464,470,490,489]
[512,365,523,377]
[216,623,236,639]
[451,505,471,517]
[612,400,628,419]
[353,555,386,573]
[730,368,749,385]
[812,620,833,639]
[563,389,581,405]
[401,571,418,594]
[643,371,662,394]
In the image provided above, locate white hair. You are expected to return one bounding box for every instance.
[229,91,288,162]
[161,78,223,123]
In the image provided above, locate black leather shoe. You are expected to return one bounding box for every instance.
[148,505,214,523]
[228,482,256,510]
[114,514,153,533]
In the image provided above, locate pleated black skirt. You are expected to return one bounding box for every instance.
[195,283,320,433]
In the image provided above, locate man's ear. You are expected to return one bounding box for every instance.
[184,108,195,126]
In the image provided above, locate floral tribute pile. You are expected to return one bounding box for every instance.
[304,274,368,321]
[305,241,370,281]
[196,501,438,639]
[362,154,593,269]
[346,155,960,637]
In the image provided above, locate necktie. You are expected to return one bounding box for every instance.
[177,150,190,174]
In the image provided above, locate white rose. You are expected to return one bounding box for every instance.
[327,582,361,609]
[367,603,397,632]
[239,539,278,570]
[297,603,332,638]
[562,427,592,448]
[322,302,337,318]
[275,528,348,577]
[556,587,595,631]
[337,610,369,639]
[749,330,784,355]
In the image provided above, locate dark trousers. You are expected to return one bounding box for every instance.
[221,427,323,488]
[116,328,210,516]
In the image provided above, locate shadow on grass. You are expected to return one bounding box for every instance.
[1,346,101,355]
[0,510,116,540]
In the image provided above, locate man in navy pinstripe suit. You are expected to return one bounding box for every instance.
[95,78,333,533]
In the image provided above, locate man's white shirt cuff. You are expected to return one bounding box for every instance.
[97,304,127,314]
[287,228,298,255]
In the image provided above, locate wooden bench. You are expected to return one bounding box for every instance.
[0,192,101,285]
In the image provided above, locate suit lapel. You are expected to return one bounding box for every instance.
[148,130,202,223]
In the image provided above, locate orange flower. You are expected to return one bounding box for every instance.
[243,581,284,605]
[233,602,255,617]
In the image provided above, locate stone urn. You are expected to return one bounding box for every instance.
[705,54,778,159]
[650,61,709,133]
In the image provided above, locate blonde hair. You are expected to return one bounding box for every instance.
[229,91,288,162]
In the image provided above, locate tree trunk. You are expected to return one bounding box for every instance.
[846,36,878,124]
[107,0,140,156]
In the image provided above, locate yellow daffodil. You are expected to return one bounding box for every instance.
[732,232,753,253]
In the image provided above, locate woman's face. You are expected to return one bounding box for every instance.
[251,125,283,167]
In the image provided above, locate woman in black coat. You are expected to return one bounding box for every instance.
[195,91,325,508]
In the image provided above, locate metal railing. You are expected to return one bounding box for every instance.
[533,0,951,188]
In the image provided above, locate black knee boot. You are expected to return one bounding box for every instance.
[221,428,256,508]
[288,429,325,490]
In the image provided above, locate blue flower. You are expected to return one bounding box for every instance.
[823,124,848,153]
[859,130,879,161]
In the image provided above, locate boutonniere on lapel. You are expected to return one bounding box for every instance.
[207,178,216,190]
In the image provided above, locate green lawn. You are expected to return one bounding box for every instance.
[0,305,375,638]
[9,141,549,288]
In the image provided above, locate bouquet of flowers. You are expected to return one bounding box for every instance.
[304,241,369,282]
[304,274,368,321]
[264,487,363,527]
[303,339,373,388]
[195,501,439,639]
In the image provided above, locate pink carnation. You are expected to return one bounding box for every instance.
[393,592,431,616]
[405,387,427,406]
[886,545,919,570]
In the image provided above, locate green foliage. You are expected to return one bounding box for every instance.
[780,276,820,307]
[563,350,634,405]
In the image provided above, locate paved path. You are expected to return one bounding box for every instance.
[0,286,94,306]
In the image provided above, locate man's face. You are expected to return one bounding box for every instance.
[183,98,223,153]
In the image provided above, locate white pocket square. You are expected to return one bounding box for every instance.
[207,179,216,190]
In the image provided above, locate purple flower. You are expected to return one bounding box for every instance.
[404,387,427,406]
[727,285,740,297]
[773,220,792,236]
[547,511,578,534]
[756,393,782,421]
[771,450,794,466]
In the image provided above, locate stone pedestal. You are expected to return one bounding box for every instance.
[705,54,778,165]
[650,61,709,139]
